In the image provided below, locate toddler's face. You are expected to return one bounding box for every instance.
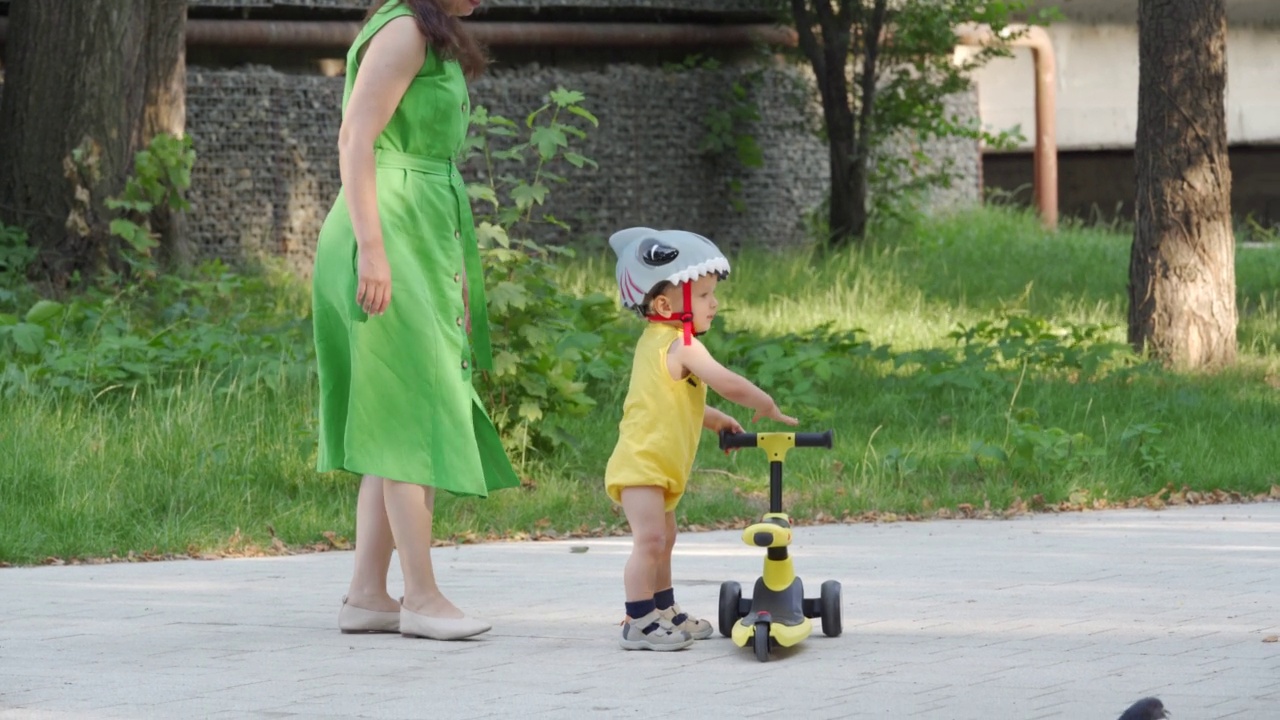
[660,274,720,334]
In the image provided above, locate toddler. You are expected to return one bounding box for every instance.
[605,227,798,651]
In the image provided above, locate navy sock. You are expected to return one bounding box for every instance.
[625,599,656,624]
[654,588,688,625]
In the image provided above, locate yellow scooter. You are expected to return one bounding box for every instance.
[718,430,842,662]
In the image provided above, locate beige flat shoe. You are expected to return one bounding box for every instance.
[400,605,491,641]
[338,595,400,634]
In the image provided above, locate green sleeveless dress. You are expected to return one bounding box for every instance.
[311,3,518,496]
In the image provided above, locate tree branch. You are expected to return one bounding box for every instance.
[857,0,889,148]
[789,0,826,80]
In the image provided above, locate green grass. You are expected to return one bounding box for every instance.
[4,207,1280,565]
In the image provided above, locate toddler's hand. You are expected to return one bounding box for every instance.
[753,402,799,426]
[718,415,744,435]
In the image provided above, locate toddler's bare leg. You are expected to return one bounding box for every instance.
[620,487,669,602]
[655,510,677,592]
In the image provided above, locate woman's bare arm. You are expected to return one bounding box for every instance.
[338,16,425,315]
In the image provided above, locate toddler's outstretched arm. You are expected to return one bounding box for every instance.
[674,338,799,426]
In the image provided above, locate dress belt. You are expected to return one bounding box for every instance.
[374,148,455,177]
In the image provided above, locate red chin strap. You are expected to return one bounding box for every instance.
[645,282,695,345]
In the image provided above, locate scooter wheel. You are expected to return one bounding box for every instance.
[718,581,742,638]
[753,621,771,662]
[820,579,842,637]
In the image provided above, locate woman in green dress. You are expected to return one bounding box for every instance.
[312,0,517,641]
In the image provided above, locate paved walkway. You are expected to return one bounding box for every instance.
[2,503,1277,719]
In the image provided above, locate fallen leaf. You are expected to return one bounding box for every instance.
[1263,635,1278,643]
[321,530,350,550]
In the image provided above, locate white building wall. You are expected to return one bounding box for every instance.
[972,21,1280,151]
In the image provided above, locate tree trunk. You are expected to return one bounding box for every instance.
[826,104,859,247]
[789,0,864,248]
[1128,0,1236,369]
[0,0,187,286]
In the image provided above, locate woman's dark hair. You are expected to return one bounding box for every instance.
[366,0,488,79]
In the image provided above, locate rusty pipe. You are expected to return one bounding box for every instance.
[0,18,796,50]
[955,24,1058,230]
[472,21,797,48]
[185,20,798,49]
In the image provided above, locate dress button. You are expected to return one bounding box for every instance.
[454,230,461,239]
[461,360,469,370]
[456,317,463,326]
[453,273,460,283]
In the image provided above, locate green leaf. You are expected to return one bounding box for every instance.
[510,183,549,210]
[9,322,45,354]
[530,126,569,160]
[525,104,551,128]
[25,300,64,326]
[549,88,586,107]
[467,184,499,208]
[487,281,530,312]
[566,105,599,127]
[475,221,510,249]
[518,401,544,423]
[564,153,599,170]
[492,350,520,377]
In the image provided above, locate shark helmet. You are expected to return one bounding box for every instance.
[609,227,731,344]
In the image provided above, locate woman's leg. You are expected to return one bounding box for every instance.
[345,474,398,612]
[382,478,465,618]
[620,487,669,603]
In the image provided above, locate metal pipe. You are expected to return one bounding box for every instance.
[471,21,797,48]
[0,19,795,50]
[955,24,1059,229]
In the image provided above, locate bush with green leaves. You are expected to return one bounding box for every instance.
[891,312,1142,397]
[462,88,630,456]
[0,135,311,398]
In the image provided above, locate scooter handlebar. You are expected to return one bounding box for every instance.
[718,430,834,451]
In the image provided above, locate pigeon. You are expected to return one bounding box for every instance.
[1118,697,1169,720]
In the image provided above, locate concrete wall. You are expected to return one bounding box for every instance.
[972,4,1280,151]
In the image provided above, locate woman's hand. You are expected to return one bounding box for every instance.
[356,243,392,315]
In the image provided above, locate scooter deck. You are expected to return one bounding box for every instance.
[730,576,813,648]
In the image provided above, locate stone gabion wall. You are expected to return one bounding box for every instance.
[185,63,825,271]
[185,63,978,271]
[881,87,983,214]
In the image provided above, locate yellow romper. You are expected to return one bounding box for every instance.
[605,324,707,512]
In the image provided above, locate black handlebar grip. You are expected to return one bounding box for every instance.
[795,430,834,448]
[719,431,758,451]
